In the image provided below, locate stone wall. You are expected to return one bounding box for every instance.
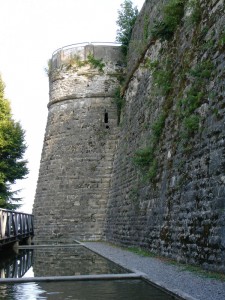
[33,45,124,243]
[33,1,225,273]
[105,0,225,273]
[32,246,126,277]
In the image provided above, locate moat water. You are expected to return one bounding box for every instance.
[0,245,179,299]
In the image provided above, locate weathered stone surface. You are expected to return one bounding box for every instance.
[33,45,123,243]
[34,1,225,273]
[105,0,225,273]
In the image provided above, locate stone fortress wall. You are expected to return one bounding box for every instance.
[33,43,124,243]
[34,0,225,273]
[105,0,225,273]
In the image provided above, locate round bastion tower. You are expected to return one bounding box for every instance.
[33,43,124,243]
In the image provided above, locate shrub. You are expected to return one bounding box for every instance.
[187,0,201,25]
[87,54,105,72]
[152,113,166,142]
[114,88,125,124]
[133,146,155,168]
[189,60,214,80]
[183,114,200,134]
[151,0,186,41]
[145,58,173,96]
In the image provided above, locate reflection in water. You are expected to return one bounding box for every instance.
[0,250,33,279]
[32,246,128,277]
[0,246,128,278]
[0,280,178,300]
[0,282,46,300]
[0,247,179,299]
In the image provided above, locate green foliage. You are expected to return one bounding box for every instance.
[151,113,166,142]
[189,60,214,80]
[178,87,204,117]
[87,54,105,72]
[147,158,158,180]
[133,113,166,182]
[143,14,150,43]
[116,0,138,56]
[133,146,155,167]
[219,30,225,48]
[127,246,157,257]
[0,76,28,210]
[153,67,173,96]
[187,0,201,25]
[67,54,87,69]
[44,59,53,76]
[177,59,214,140]
[144,58,159,70]
[183,114,200,135]
[147,59,173,96]
[151,0,186,41]
[114,88,125,124]
[66,53,105,71]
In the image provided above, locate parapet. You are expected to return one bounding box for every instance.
[48,42,125,106]
[51,42,124,70]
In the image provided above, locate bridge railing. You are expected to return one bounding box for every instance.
[0,249,33,278]
[0,209,34,246]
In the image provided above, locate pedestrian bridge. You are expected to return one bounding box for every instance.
[0,209,34,249]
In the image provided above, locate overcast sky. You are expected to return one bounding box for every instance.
[0,0,145,213]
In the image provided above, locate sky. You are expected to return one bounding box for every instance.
[0,0,145,213]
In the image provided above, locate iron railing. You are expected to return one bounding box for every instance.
[52,42,121,57]
[0,209,34,246]
[0,249,33,278]
[51,42,121,70]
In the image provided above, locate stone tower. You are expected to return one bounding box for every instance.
[33,43,124,243]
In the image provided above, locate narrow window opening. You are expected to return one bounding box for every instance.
[104,111,109,129]
[104,112,108,124]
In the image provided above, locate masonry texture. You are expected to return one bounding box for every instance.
[32,246,126,277]
[105,0,225,273]
[33,0,225,273]
[33,44,124,243]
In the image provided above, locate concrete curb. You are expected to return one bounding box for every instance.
[0,273,141,284]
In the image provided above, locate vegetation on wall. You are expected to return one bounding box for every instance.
[177,59,214,139]
[0,76,28,210]
[151,0,186,41]
[113,87,125,125]
[116,0,139,56]
[66,53,105,72]
[187,0,202,25]
[146,58,173,96]
[86,54,105,72]
[131,0,215,183]
[133,56,175,182]
[44,59,52,76]
[133,112,166,182]
[45,53,105,76]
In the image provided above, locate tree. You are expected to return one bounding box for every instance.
[116,0,138,56]
[0,75,28,210]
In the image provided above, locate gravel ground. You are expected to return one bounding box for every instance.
[84,242,225,300]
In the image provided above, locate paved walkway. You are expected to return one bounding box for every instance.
[84,242,225,300]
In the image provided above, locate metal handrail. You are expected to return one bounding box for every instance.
[0,208,34,216]
[52,42,121,57]
[0,209,34,242]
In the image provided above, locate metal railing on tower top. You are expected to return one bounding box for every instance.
[51,42,122,70]
[52,42,121,57]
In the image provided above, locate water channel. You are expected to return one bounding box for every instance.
[0,245,181,299]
